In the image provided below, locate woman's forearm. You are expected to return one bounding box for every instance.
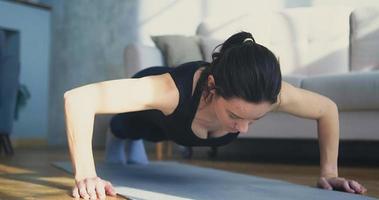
[317,101,340,178]
[64,91,98,181]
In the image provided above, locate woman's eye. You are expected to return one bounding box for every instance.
[229,114,237,119]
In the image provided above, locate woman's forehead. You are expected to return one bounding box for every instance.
[223,98,271,118]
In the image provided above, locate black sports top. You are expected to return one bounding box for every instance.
[110,61,240,147]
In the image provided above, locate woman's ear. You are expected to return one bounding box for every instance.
[207,75,215,85]
[207,75,216,95]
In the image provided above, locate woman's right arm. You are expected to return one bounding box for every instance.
[63,73,177,199]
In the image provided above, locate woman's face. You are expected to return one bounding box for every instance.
[211,96,272,134]
[205,74,273,134]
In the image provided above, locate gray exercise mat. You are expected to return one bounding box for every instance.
[52,161,376,200]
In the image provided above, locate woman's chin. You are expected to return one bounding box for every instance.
[228,128,239,133]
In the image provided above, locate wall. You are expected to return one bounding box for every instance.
[41,0,379,146]
[0,1,51,142]
[43,0,140,146]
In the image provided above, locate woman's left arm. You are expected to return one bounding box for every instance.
[272,81,367,194]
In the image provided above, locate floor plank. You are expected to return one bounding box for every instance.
[0,147,377,199]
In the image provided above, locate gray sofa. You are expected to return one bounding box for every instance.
[93,6,379,155]
[122,6,379,141]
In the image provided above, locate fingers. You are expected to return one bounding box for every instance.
[72,186,80,199]
[318,177,333,190]
[319,177,368,195]
[95,178,106,200]
[74,177,115,199]
[77,181,90,199]
[326,177,353,192]
[349,180,362,193]
[85,179,97,200]
[348,180,367,194]
[342,180,355,193]
[104,180,117,196]
[361,185,368,194]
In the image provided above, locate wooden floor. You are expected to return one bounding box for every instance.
[0,147,378,200]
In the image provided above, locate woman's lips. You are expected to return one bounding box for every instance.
[229,128,239,132]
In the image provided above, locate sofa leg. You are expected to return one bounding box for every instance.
[156,142,163,160]
[180,146,193,159]
[208,146,218,159]
[0,134,14,156]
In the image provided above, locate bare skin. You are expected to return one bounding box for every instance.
[191,68,367,194]
[64,66,366,199]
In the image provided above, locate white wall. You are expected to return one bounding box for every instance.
[0,1,51,140]
[10,0,378,146]
[135,0,379,46]
[136,0,203,45]
[313,0,379,7]
[135,0,287,45]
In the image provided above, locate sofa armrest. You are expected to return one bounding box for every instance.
[302,71,379,111]
[124,43,164,77]
[283,75,305,88]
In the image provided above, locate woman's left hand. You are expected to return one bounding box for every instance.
[317,177,367,194]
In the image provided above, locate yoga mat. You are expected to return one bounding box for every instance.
[52,161,376,200]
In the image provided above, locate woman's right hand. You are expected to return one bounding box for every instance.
[72,176,117,199]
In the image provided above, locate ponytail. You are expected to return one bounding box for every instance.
[212,31,256,65]
[199,31,282,104]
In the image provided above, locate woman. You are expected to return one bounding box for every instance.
[64,31,367,199]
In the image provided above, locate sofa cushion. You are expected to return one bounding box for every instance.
[199,37,223,63]
[283,75,305,88]
[196,6,352,77]
[350,7,379,71]
[124,43,164,77]
[276,7,352,76]
[151,35,203,67]
[301,71,379,111]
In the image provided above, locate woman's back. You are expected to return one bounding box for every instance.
[109,61,239,146]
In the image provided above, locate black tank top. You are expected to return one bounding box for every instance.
[132,61,240,147]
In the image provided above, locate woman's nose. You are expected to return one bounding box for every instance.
[236,121,250,133]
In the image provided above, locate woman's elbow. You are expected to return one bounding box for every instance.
[327,98,338,112]
[63,90,79,104]
[64,90,72,99]
[322,98,339,118]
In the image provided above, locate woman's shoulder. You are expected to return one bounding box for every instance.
[171,60,209,72]
[156,61,208,115]
[169,61,208,91]
[141,72,180,116]
[169,60,209,87]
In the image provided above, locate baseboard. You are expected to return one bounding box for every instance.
[185,138,379,166]
[11,138,48,148]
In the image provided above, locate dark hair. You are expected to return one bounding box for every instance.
[199,31,282,104]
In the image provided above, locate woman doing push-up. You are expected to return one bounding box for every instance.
[64,31,367,199]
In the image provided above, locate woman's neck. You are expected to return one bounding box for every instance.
[196,93,221,132]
